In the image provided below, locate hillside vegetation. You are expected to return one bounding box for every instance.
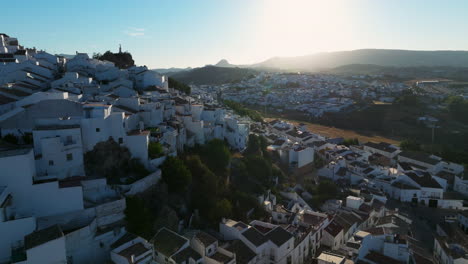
[169,65,256,85]
[252,49,468,71]
[93,50,135,69]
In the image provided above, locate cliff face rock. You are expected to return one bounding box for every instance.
[95,51,135,69]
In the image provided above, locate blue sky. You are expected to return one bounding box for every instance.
[3,0,468,68]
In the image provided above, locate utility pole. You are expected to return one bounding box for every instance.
[431,125,435,154]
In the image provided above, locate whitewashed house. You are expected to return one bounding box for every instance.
[363,142,400,159]
[220,219,308,264]
[288,144,314,168]
[33,123,85,180]
[110,233,153,264]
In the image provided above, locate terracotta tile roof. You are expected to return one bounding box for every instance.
[325,220,343,237]
[406,171,442,189]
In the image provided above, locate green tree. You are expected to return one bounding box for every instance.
[124,196,154,239]
[343,138,359,147]
[316,180,338,199]
[2,134,18,145]
[201,139,231,175]
[168,77,191,94]
[84,139,149,184]
[244,156,272,186]
[223,100,263,122]
[446,96,468,123]
[396,91,420,106]
[185,156,218,219]
[245,135,268,156]
[153,205,179,232]
[211,198,232,222]
[161,156,192,193]
[148,142,164,159]
[400,139,421,151]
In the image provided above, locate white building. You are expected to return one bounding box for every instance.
[110,233,153,264]
[33,124,85,179]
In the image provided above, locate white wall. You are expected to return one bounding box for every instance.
[125,132,149,166]
[33,127,84,179]
[26,236,67,264]
[0,217,36,263]
[297,147,314,168]
[0,149,84,218]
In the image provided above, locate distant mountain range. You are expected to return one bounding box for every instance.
[153,67,192,74]
[156,49,468,83]
[56,53,75,59]
[249,49,468,71]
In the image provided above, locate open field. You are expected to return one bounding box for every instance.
[243,103,401,145]
[265,117,400,145]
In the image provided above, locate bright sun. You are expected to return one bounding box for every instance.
[254,0,354,58]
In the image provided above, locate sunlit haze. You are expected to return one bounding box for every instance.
[3,0,468,68]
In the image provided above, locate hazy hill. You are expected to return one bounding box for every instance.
[250,49,468,71]
[169,65,256,85]
[56,54,75,59]
[214,59,236,68]
[326,64,468,81]
[154,67,192,74]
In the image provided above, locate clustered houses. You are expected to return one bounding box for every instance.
[0,34,250,263]
[433,211,468,264]
[250,119,323,171]
[301,131,466,210]
[215,186,437,264]
[1,34,467,264]
[233,116,465,263]
[210,72,408,117]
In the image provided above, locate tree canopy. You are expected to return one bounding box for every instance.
[446,96,468,123]
[168,77,191,94]
[245,134,268,156]
[223,100,263,122]
[84,139,149,184]
[185,155,218,220]
[400,139,421,151]
[161,156,192,193]
[200,139,231,175]
[93,50,135,69]
[148,142,164,159]
[124,196,155,239]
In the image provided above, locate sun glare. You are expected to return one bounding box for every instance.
[255,0,353,58]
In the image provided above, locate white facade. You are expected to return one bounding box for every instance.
[346,196,364,210]
[33,125,85,179]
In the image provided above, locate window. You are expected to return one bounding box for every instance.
[118,137,123,144]
[67,153,73,161]
[96,128,100,132]
[49,160,54,166]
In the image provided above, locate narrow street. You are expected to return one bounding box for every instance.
[386,199,459,250]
